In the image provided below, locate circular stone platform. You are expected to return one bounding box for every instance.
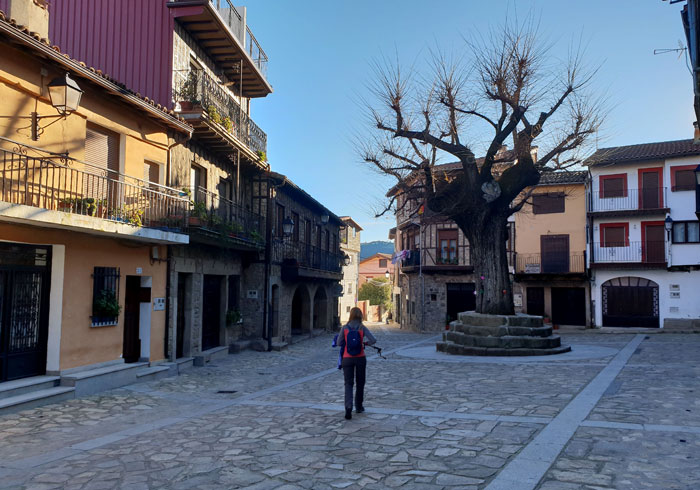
[398,344,618,363]
[436,311,571,356]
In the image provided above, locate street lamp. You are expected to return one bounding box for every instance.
[320,214,329,225]
[343,254,350,266]
[385,270,390,279]
[30,73,83,141]
[282,216,294,237]
[664,215,673,232]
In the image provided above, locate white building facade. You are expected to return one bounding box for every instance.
[586,140,700,328]
[338,217,362,323]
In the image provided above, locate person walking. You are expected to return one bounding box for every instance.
[338,307,377,420]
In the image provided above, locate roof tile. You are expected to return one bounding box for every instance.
[585,139,700,166]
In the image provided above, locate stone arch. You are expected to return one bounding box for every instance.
[313,285,329,331]
[291,284,311,335]
[601,276,659,328]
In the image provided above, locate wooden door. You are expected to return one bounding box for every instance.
[541,235,570,273]
[644,224,665,263]
[123,276,141,363]
[640,170,660,209]
[201,275,221,351]
[526,287,545,316]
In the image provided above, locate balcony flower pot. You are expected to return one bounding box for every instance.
[189,216,203,227]
[178,101,194,111]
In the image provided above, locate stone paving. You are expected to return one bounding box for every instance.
[0,324,698,489]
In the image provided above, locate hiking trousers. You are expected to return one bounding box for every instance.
[341,356,367,411]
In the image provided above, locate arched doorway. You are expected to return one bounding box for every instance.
[291,285,311,335]
[313,286,329,331]
[602,277,659,328]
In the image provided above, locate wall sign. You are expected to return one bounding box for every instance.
[514,293,523,307]
[153,298,166,311]
[136,267,143,274]
[247,290,259,299]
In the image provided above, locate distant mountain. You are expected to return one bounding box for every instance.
[360,241,393,260]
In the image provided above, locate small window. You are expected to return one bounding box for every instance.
[533,193,565,214]
[276,203,285,237]
[292,212,300,242]
[672,221,700,244]
[347,282,353,294]
[601,224,628,247]
[346,306,351,313]
[600,174,628,198]
[379,258,388,268]
[92,267,121,326]
[672,166,696,192]
[352,227,356,237]
[144,161,160,185]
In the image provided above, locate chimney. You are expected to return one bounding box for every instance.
[7,0,49,41]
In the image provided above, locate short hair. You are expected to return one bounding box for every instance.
[348,307,364,323]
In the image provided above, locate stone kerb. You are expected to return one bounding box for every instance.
[437,311,571,357]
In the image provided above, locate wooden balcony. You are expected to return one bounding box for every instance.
[167,0,271,98]
[273,241,344,281]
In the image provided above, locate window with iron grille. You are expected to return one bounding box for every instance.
[92,267,121,326]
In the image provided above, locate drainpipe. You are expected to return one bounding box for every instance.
[165,244,173,360]
[262,177,274,352]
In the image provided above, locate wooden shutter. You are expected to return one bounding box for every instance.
[85,124,119,173]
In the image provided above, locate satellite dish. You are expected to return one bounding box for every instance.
[481,181,501,202]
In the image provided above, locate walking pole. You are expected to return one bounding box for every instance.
[365,344,387,360]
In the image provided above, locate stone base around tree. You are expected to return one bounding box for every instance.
[435,311,571,356]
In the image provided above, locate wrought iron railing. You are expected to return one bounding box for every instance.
[173,69,267,156]
[245,25,268,78]
[589,187,667,212]
[515,252,586,274]
[0,147,189,231]
[272,240,344,273]
[591,241,666,264]
[188,186,264,246]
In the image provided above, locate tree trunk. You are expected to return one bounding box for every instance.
[461,215,514,315]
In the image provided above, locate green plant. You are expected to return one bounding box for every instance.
[222,116,233,132]
[358,278,391,309]
[208,105,222,124]
[256,150,266,162]
[124,208,144,227]
[249,230,263,243]
[191,201,209,219]
[93,290,121,318]
[180,71,200,104]
[226,309,242,325]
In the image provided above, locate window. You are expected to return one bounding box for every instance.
[437,229,458,263]
[600,223,629,247]
[671,165,697,192]
[532,193,565,214]
[672,221,700,244]
[346,306,351,313]
[379,258,388,268]
[92,267,120,326]
[352,227,356,237]
[292,212,300,241]
[600,174,628,198]
[85,124,119,173]
[347,282,353,294]
[144,161,160,185]
[191,165,206,203]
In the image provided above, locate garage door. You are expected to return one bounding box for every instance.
[551,287,586,326]
[602,277,659,328]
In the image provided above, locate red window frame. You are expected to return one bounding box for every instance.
[670,164,697,192]
[599,222,629,247]
[437,229,458,263]
[599,173,628,198]
[637,167,664,207]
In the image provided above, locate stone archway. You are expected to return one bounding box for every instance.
[291,284,311,335]
[313,286,329,331]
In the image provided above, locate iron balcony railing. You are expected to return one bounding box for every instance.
[211,0,268,78]
[591,241,666,264]
[189,186,265,246]
[400,246,514,269]
[0,147,189,231]
[516,252,586,274]
[588,187,668,212]
[173,69,267,156]
[273,240,344,274]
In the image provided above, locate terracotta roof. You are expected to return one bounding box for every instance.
[339,216,363,231]
[0,9,192,135]
[537,170,587,185]
[585,139,700,167]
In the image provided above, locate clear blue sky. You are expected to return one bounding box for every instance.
[243,0,694,242]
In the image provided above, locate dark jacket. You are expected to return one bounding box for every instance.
[338,320,377,358]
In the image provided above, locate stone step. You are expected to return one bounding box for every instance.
[452,323,553,338]
[436,341,571,357]
[271,342,288,351]
[60,361,149,397]
[0,375,60,399]
[135,365,173,382]
[0,386,75,415]
[445,331,563,349]
[193,346,229,366]
[174,357,194,373]
[457,311,544,328]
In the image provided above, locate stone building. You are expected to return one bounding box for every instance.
[260,173,344,344]
[49,0,274,362]
[338,217,362,323]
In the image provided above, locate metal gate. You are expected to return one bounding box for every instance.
[0,244,52,382]
[602,277,659,328]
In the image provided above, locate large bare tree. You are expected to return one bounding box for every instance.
[361,22,603,315]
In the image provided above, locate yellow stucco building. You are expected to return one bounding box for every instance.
[0,2,193,389]
[513,171,591,326]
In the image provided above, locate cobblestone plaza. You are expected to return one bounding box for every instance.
[0,324,698,489]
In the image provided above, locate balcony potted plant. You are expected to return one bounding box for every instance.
[249,230,263,244]
[207,105,222,124]
[177,71,199,111]
[92,289,121,325]
[189,201,208,226]
[124,209,144,227]
[256,150,267,162]
[222,116,233,133]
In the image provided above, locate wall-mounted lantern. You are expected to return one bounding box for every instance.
[282,217,294,237]
[320,214,329,225]
[31,73,83,140]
